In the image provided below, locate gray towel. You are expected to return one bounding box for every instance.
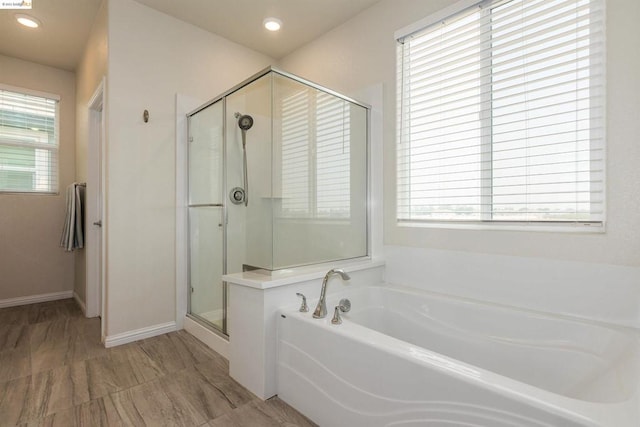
[74,184,84,249]
[60,183,84,251]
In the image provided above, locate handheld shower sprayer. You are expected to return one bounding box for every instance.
[235,113,254,206]
[237,114,254,132]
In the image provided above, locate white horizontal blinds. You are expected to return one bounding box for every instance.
[0,88,59,193]
[280,88,352,219]
[491,0,604,222]
[316,92,350,219]
[397,5,487,221]
[397,0,605,224]
[281,89,311,216]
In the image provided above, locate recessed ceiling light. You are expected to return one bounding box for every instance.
[263,17,282,32]
[16,14,41,28]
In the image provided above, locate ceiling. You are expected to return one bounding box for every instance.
[133,0,381,59]
[0,0,103,71]
[0,0,381,72]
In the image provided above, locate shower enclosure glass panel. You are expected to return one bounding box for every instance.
[187,67,369,335]
[272,74,367,268]
[224,72,368,271]
[226,76,273,273]
[188,101,225,332]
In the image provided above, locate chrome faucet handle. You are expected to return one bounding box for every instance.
[296,293,309,312]
[332,300,352,325]
[331,306,342,325]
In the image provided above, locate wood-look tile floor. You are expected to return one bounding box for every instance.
[0,299,316,427]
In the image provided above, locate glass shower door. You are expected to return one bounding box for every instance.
[188,101,226,333]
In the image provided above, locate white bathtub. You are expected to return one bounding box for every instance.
[277,285,640,426]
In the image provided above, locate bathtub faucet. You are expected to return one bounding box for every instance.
[313,268,351,319]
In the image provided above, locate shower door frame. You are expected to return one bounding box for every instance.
[186,100,228,337]
[185,66,372,336]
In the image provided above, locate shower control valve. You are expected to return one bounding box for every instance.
[338,298,351,313]
[229,187,245,205]
[296,293,309,312]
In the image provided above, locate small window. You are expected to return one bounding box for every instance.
[396,0,605,228]
[0,86,59,194]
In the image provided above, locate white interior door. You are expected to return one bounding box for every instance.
[86,79,105,323]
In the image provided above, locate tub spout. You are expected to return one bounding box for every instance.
[313,268,350,319]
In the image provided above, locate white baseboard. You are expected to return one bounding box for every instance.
[184,316,229,359]
[73,291,87,315]
[104,321,177,348]
[0,290,73,308]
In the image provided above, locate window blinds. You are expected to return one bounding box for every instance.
[280,89,351,219]
[397,0,605,225]
[0,88,59,193]
[281,89,310,216]
[316,92,351,218]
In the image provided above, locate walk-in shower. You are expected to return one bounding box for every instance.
[186,67,369,335]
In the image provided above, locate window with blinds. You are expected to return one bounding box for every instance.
[396,0,605,227]
[280,88,351,219]
[0,87,59,194]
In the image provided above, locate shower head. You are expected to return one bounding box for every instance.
[237,114,254,131]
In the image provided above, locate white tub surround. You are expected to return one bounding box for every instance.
[384,245,640,329]
[224,259,384,399]
[278,285,640,426]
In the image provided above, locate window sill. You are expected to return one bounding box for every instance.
[0,190,59,196]
[397,220,606,234]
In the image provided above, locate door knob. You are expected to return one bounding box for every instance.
[93,220,102,227]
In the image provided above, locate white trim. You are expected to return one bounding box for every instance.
[184,316,229,359]
[394,0,481,40]
[353,83,384,260]
[87,79,105,109]
[73,291,87,315]
[86,77,106,326]
[0,290,73,308]
[0,82,61,101]
[397,221,606,234]
[104,321,177,348]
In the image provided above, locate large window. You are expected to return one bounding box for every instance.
[0,86,59,194]
[397,0,605,227]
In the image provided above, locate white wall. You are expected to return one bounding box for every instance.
[0,55,76,302]
[280,0,640,324]
[105,0,273,336]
